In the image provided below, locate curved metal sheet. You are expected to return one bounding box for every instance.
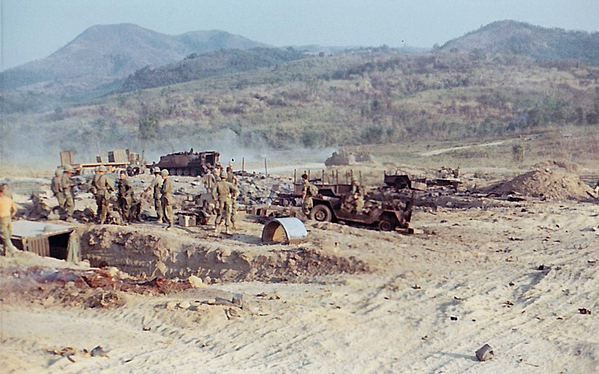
[261,217,308,244]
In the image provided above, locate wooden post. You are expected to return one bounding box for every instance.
[264,158,268,176]
[242,157,245,173]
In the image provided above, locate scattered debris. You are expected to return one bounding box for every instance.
[475,343,494,361]
[46,345,109,363]
[578,308,592,315]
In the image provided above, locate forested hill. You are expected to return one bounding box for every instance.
[119,48,313,92]
[0,24,269,92]
[441,20,599,63]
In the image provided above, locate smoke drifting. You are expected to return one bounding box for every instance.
[0,124,333,177]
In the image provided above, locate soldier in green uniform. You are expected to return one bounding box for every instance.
[301,174,317,216]
[61,165,76,221]
[142,167,163,223]
[92,165,115,224]
[351,178,364,214]
[89,167,101,216]
[116,170,134,223]
[160,169,175,230]
[203,171,216,193]
[225,166,239,229]
[51,168,65,215]
[212,175,239,235]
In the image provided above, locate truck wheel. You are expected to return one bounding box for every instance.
[378,218,395,232]
[310,205,332,222]
[128,166,140,176]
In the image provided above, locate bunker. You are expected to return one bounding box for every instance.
[10,221,80,262]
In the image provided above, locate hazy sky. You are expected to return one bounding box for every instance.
[1,0,598,70]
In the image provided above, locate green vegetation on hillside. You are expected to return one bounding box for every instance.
[4,49,598,160]
[120,47,313,92]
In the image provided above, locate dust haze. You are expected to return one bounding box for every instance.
[0,125,334,177]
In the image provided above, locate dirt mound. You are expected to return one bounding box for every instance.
[489,167,596,201]
[80,226,369,283]
[531,160,580,173]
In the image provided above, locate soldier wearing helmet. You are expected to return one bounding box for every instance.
[159,169,174,230]
[212,174,239,235]
[89,166,102,215]
[225,165,239,229]
[116,169,134,223]
[51,168,65,214]
[203,169,216,193]
[60,165,76,221]
[142,166,164,223]
[91,165,115,224]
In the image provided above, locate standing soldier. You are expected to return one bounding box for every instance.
[89,167,101,215]
[0,184,18,256]
[116,170,134,223]
[160,169,175,230]
[301,173,317,216]
[51,168,65,215]
[212,175,239,235]
[61,165,76,221]
[212,165,222,180]
[203,170,216,193]
[225,166,239,229]
[92,165,115,224]
[349,178,364,214]
[142,167,163,223]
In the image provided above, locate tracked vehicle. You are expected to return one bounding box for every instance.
[151,150,220,176]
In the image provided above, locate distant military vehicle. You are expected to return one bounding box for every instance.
[151,149,220,176]
[325,150,372,166]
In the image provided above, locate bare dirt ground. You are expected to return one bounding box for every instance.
[1,163,599,374]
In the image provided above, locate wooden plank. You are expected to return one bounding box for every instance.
[60,151,74,166]
[113,149,128,163]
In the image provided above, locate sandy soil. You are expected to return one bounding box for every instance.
[1,167,599,374]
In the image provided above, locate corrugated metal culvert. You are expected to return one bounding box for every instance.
[261,217,308,244]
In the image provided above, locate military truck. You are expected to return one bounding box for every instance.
[151,149,220,176]
[309,184,414,233]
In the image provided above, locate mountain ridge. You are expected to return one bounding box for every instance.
[441,20,599,62]
[0,23,270,93]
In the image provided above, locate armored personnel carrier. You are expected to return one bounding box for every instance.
[151,149,219,176]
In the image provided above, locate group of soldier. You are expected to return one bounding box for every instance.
[50,165,176,229]
[47,162,241,234]
[203,165,239,235]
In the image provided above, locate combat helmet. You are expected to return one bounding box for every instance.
[98,165,107,172]
[161,169,169,176]
[153,166,161,174]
